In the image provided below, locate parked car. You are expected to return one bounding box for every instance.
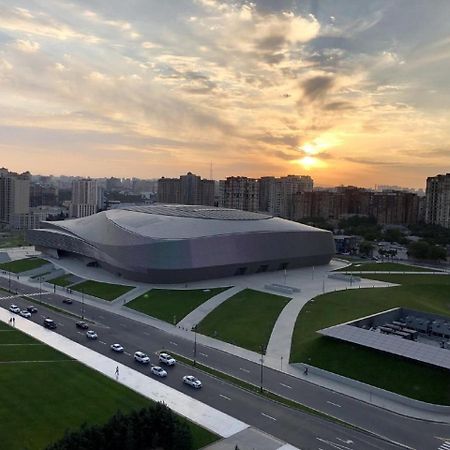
[111,343,124,353]
[62,298,73,305]
[151,366,167,378]
[159,352,176,366]
[27,306,38,313]
[86,330,98,340]
[9,304,20,314]
[76,321,89,329]
[19,309,31,318]
[134,351,150,364]
[43,318,57,329]
[182,375,202,389]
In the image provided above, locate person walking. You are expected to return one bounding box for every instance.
[115,366,119,380]
[304,366,308,376]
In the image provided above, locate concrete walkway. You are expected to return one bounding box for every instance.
[0,307,299,449]
[177,286,243,330]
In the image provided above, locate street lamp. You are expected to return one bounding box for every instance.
[81,288,85,320]
[193,324,198,366]
[260,344,265,393]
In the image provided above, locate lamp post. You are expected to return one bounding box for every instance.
[260,344,265,393]
[193,324,198,366]
[81,289,85,320]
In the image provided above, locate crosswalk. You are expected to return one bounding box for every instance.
[0,292,46,301]
[438,442,450,450]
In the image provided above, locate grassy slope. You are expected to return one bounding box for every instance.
[290,274,450,405]
[126,287,230,324]
[0,258,49,273]
[337,262,435,272]
[0,322,217,450]
[71,280,134,301]
[199,288,291,353]
[50,274,74,287]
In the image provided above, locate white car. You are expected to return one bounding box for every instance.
[159,352,176,366]
[151,366,167,378]
[9,304,20,314]
[134,351,150,364]
[183,375,202,389]
[19,309,31,318]
[111,343,124,353]
[86,330,98,340]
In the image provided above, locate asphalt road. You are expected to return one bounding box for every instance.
[1,277,448,450]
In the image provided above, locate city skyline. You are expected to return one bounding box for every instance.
[1,1,450,188]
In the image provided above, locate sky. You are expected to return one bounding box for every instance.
[0,0,449,188]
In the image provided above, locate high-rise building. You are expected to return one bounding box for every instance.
[219,176,259,212]
[69,178,102,218]
[0,168,31,226]
[425,173,450,228]
[157,173,214,206]
[370,191,420,225]
[30,183,58,207]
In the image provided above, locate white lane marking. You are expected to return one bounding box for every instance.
[57,323,64,327]
[98,315,104,319]
[439,442,450,450]
[239,367,250,373]
[219,394,231,401]
[77,332,83,335]
[280,382,292,389]
[316,437,352,449]
[124,352,131,356]
[99,341,107,345]
[326,401,342,408]
[261,412,276,421]
[143,332,150,336]
[336,438,353,444]
[199,352,208,357]
[169,341,178,346]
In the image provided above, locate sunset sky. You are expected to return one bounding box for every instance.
[0,0,449,188]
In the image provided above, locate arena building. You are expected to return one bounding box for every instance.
[27,204,335,283]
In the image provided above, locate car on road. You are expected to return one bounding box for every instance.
[134,351,150,364]
[159,352,176,366]
[19,309,31,318]
[43,318,57,329]
[151,366,167,378]
[62,298,73,305]
[76,321,89,329]
[9,304,20,314]
[111,343,124,353]
[86,330,98,340]
[182,375,202,389]
[27,306,38,313]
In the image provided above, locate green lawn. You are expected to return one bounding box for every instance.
[0,233,28,249]
[199,288,291,353]
[71,280,135,301]
[337,262,435,272]
[126,287,231,324]
[50,274,76,287]
[0,257,49,273]
[0,323,217,450]
[290,274,450,405]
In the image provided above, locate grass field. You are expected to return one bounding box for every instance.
[337,262,436,272]
[0,257,49,273]
[50,274,75,287]
[0,233,27,249]
[126,287,231,324]
[71,280,134,301]
[0,321,217,450]
[290,274,450,405]
[199,288,291,353]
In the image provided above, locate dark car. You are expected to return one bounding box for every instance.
[43,318,57,329]
[76,321,89,329]
[62,298,73,305]
[27,306,38,313]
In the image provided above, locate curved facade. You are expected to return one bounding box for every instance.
[27,204,335,283]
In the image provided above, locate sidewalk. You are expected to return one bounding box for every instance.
[0,307,300,450]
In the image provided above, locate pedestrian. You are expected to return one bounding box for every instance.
[115,365,119,380]
[12,317,15,327]
[8,317,12,325]
[304,366,308,376]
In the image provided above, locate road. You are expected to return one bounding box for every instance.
[1,277,449,450]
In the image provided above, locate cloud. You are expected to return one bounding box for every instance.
[301,75,334,101]
[15,39,40,53]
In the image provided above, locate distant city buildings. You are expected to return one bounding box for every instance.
[425,173,450,228]
[69,178,104,218]
[158,172,215,206]
[219,176,259,212]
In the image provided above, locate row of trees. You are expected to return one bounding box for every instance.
[46,403,192,450]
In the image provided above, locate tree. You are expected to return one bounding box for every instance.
[407,240,447,261]
[359,241,374,256]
